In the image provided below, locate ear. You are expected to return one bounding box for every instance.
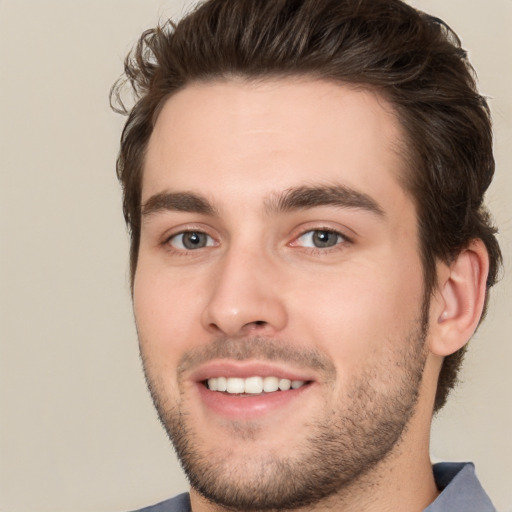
[428,239,489,357]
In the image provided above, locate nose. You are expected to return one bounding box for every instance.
[201,245,288,337]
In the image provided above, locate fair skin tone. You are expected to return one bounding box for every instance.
[134,79,489,512]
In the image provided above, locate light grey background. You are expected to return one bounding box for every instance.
[1,1,510,511]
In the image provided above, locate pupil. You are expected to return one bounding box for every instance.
[313,230,337,248]
[183,232,206,249]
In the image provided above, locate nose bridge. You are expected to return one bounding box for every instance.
[201,239,288,336]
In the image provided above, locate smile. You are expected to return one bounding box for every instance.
[206,376,307,394]
[191,363,316,419]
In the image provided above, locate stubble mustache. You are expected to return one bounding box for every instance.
[175,336,338,383]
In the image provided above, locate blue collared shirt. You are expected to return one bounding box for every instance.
[426,462,496,511]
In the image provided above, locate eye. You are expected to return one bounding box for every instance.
[168,231,215,250]
[295,229,346,249]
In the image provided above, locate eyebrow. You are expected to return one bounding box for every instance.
[141,184,385,220]
[141,191,217,218]
[265,184,385,218]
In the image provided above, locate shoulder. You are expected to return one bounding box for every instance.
[127,492,191,512]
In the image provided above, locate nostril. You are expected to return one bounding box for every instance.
[243,320,267,330]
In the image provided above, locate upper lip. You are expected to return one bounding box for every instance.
[189,359,316,383]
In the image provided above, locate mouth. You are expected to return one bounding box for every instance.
[204,376,308,395]
[190,361,316,419]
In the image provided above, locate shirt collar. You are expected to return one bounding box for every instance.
[424,462,496,511]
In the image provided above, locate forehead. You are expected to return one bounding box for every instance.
[143,78,410,215]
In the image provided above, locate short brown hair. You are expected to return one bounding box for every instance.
[111,0,502,412]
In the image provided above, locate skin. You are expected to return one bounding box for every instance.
[133,78,487,511]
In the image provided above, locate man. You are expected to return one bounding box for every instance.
[111,0,502,510]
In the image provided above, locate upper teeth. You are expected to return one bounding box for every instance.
[207,376,306,394]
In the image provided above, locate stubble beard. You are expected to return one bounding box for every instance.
[140,315,429,512]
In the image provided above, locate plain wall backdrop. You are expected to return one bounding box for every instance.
[1,1,510,511]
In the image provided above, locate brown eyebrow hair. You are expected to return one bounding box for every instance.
[141,191,217,217]
[265,184,385,217]
[141,184,385,220]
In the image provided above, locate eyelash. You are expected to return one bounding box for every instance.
[162,227,352,255]
[290,227,351,253]
[164,230,217,253]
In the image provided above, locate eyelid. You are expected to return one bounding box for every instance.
[289,224,354,247]
[161,224,220,251]
[169,231,216,250]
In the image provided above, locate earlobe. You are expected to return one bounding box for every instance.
[429,239,489,357]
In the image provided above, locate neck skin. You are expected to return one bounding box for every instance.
[189,354,442,512]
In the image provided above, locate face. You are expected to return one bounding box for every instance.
[134,79,429,510]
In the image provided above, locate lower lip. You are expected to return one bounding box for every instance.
[196,382,312,420]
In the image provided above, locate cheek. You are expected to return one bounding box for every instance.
[288,257,424,369]
[133,264,206,369]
